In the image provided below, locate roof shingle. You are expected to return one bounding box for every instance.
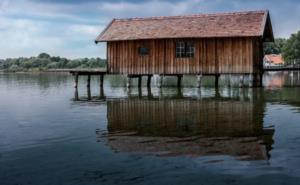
[96,10,271,42]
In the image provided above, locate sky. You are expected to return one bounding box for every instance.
[1,0,300,59]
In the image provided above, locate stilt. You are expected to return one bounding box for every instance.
[74,87,79,101]
[147,75,152,88]
[87,75,91,88]
[259,73,263,87]
[87,75,91,100]
[249,74,253,87]
[157,75,163,88]
[100,74,104,88]
[176,87,183,98]
[99,85,105,99]
[228,74,232,87]
[215,74,220,88]
[239,75,244,88]
[291,71,294,86]
[197,74,202,88]
[138,86,142,97]
[147,87,153,99]
[74,73,79,88]
[126,75,131,88]
[252,73,259,87]
[177,75,183,88]
[138,76,142,88]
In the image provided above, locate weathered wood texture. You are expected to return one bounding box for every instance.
[107,38,263,75]
[107,98,265,137]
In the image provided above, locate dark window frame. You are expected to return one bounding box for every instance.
[175,41,195,58]
[138,47,150,55]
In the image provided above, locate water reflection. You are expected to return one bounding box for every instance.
[98,89,274,161]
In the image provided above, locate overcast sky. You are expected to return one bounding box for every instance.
[1,0,300,59]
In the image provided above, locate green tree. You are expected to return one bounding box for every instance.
[264,38,287,55]
[282,31,300,61]
[38,53,51,59]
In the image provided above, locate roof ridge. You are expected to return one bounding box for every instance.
[114,10,267,22]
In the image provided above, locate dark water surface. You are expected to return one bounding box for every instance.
[1,72,300,185]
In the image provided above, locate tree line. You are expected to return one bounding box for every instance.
[1,31,300,71]
[264,30,300,63]
[0,53,106,72]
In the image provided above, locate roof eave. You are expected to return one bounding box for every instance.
[95,19,116,44]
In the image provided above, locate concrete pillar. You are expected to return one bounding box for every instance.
[177,75,183,88]
[248,74,253,88]
[197,74,202,88]
[239,75,244,88]
[228,74,232,88]
[126,76,132,88]
[157,75,163,88]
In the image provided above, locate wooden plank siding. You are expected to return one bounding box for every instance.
[107,37,263,75]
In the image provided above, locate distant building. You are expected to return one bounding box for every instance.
[264,54,285,67]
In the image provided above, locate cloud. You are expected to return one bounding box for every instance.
[1,0,300,59]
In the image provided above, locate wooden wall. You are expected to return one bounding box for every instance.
[107,37,263,75]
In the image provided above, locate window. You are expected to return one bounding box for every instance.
[175,41,195,58]
[176,41,186,58]
[138,47,149,55]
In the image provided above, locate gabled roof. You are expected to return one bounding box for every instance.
[95,10,274,42]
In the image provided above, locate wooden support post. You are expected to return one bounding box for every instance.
[177,75,183,88]
[126,75,131,88]
[99,86,105,99]
[74,73,79,88]
[87,75,91,88]
[74,87,79,101]
[259,73,263,87]
[215,74,220,88]
[197,74,202,88]
[100,74,104,88]
[138,76,142,88]
[87,75,91,100]
[239,75,244,88]
[147,87,153,99]
[147,75,152,88]
[252,73,258,87]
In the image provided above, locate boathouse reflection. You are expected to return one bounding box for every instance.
[102,92,274,161]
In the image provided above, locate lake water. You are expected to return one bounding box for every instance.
[1,71,300,185]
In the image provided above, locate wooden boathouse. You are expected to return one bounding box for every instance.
[95,10,274,88]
